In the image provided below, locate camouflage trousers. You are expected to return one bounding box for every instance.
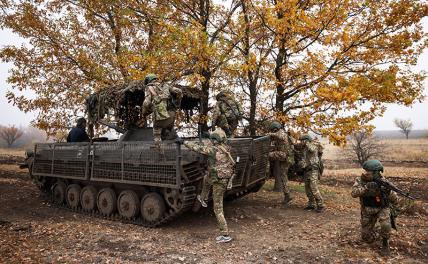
[360,207,391,242]
[271,160,291,198]
[303,169,324,207]
[199,175,229,235]
[199,174,212,202]
[153,111,175,142]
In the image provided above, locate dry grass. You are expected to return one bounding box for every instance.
[324,167,428,180]
[321,138,428,162]
[0,148,26,157]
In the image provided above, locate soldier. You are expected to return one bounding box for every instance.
[351,159,399,256]
[212,91,242,137]
[140,74,183,142]
[267,121,295,204]
[299,134,325,212]
[67,117,90,142]
[181,128,235,243]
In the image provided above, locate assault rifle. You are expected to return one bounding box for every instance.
[374,175,416,200]
[97,120,127,134]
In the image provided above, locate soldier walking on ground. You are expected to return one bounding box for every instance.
[299,134,325,213]
[212,91,242,137]
[140,74,182,142]
[267,121,295,204]
[181,128,235,243]
[351,159,399,256]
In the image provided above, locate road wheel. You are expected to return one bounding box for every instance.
[97,188,117,216]
[80,185,97,212]
[52,181,66,205]
[117,190,139,219]
[66,184,81,209]
[141,192,166,223]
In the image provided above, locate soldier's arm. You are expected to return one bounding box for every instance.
[351,177,368,198]
[388,191,400,205]
[170,86,183,101]
[141,91,152,116]
[212,104,221,123]
[183,141,212,156]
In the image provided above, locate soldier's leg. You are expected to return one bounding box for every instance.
[308,169,324,208]
[361,212,377,243]
[154,113,175,141]
[378,208,392,254]
[279,162,292,202]
[304,171,316,208]
[378,208,392,240]
[199,173,212,201]
[212,179,229,236]
[152,121,162,142]
[228,119,238,137]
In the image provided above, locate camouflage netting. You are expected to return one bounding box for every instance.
[85,80,202,131]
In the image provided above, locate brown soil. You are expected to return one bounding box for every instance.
[0,160,427,263]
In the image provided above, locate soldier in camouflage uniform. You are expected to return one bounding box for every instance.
[212,91,243,137]
[351,159,399,256]
[182,128,235,243]
[299,134,325,212]
[267,121,295,204]
[141,74,182,142]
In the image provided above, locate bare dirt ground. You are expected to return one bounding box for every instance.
[1,150,428,263]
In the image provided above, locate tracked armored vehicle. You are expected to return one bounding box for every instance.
[24,80,270,226]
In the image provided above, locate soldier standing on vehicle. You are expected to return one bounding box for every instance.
[67,117,90,142]
[181,128,235,243]
[140,74,183,142]
[267,121,295,205]
[351,159,399,256]
[299,134,325,212]
[212,91,242,137]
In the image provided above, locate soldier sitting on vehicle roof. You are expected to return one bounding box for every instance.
[67,117,90,143]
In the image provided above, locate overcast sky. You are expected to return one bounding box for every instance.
[1,21,427,131]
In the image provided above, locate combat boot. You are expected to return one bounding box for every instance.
[381,237,390,256]
[315,205,325,213]
[283,194,293,205]
[304,205,315,210]
[197,195,207,208]
[216,235,232,243]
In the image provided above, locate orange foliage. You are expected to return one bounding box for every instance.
[0,0,426,142]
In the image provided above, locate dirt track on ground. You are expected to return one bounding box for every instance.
[0,161,427,263]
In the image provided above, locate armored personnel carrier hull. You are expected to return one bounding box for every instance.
[25,136,270,226]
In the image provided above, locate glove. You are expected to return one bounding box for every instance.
[366,182,378,190]
[175,137,184,144]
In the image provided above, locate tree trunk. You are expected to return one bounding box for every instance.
[248,80,257,136]
[200,68,211,133]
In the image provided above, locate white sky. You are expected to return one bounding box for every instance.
[1,20,427,130]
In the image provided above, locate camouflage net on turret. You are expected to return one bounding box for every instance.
[85,80,202,131]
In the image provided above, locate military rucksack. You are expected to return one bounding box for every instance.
[147,82,171,121]
[220,98,242,121]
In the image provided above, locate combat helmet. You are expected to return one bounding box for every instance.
[144,74,158,85]
[299,134,312,141]
[210,128,227,143]
[269,121,282,131]
[216,90,231,100]
[362,159,384,173]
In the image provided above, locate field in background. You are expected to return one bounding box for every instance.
[322,138,428,162]
[0,148,25,157]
